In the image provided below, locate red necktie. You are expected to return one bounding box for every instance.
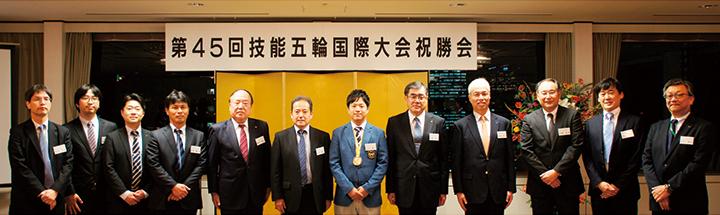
[239,124,248,162]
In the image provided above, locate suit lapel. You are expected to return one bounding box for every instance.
[609,112,628,167]
[118,127,132,167]
[536,110,553,148]
[224,120,246,165]
[72,120,94,158]
[24,121,43,159]
[48,123,59,176]
[664,115,695,162]
[400,114,417,157]
[247,119,258,165]
[344,124,356,151]
[466,115,485,155]
[488,114,499,158]
[419,114,434,158]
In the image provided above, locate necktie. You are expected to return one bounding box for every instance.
[238,124,248,162]
[413,117,422,154]
[547,113,556,143]
[38,125,54,188]
[603,112,614,166]
[175,129,184,170]
[87,122,97,157]
[130,130,142,191]
[298,130,309,185]
[481,115,490,157]
[353,127,363,160]
[667,119,679,152]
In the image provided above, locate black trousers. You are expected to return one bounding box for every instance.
[530,192,580,215]
[220,205,263,215]
[154,200,198,215]
[398,180,438,215]
[465,197,504,215]
[590,195,638,215]
[285,184,322,215]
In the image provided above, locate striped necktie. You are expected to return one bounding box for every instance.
[130,130,142,190]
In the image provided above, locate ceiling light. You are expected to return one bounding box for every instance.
[188,2,205,7]
[699,4,718,9]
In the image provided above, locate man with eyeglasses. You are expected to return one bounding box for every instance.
[520,78,585,215]
[64,84,118,215]
[642,79,716,215]
[9,84,74,215]
[386,81,448,215]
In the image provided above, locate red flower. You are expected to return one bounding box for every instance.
[518,84,525,91]
[515,102,523,109]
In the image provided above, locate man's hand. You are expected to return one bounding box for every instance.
[387,193,396,205]
[122,194,140,206]
[325,200,332,210]
[169,183,191,201]
[540,169,561,188]
[651,184,671,202]
[456,192,468,211]
[211,192,221,207]
[38,189,58,209]
[274,199,286,214]
[133,190,147,201]
[347,188,364,201]
[598,182,619,199]
[439,194,447,206]
[65,194,84,214]
[659,198,671,211]
[505,192,514,208]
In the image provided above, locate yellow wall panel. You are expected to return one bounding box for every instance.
[285,72,355,133]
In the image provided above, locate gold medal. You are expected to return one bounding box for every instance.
[353,156,362,166]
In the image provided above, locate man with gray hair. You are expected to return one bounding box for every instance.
[386,81,448,215]
[451,78,516,214]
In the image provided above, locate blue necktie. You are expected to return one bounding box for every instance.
[413,117,422,154]
[38,125,54,188]
[298,129,308,185]
[175,129,184,170]
[603,112,614,166]
[667,119,678,153]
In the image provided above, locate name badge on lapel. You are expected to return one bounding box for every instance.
[620,129,635,139]
[679,136,694,145]
[315,146,325,155]
[429,133,440,141]
[365,143,377,159]
[558,127,571,136]
[255,136,266,146]
[497,131,508,139]
[190,145,201,154]
[101,136,106,144]
[53,145,67,155]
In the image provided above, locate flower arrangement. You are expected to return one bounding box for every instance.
[505,79,597,142]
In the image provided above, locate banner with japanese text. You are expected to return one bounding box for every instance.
[165,23,476,71]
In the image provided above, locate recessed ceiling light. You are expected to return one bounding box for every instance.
[449,3,466,7]
[188,2,205,7]
[699,4,718,9]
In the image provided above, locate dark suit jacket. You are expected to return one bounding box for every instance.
[385,111,449,208]
[146,125,207,210]
[451,113,516,204]
[64,117,117,199]
[8,119,73,215]
[582,111,643,200]
[642,114,716,214]
[207,118,271,211]
[520,106,585,197]
[102,127,153,213]
[270,126,333,213]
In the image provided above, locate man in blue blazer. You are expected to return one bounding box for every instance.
[642,79,716,214]
[582,78,644,215]
[330,89,388,215]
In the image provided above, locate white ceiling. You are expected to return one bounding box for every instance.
[1,0,720,23]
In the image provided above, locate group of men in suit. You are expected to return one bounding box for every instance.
[8,76,715,215]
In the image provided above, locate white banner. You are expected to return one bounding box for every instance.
[165,23,476,71]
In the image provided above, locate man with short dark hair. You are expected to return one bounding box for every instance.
[207,89,271,215]
[103,93,153,214]
[386,81,449,215]
[9,84,74,215]
[64,84,118,215]
[329,89,388,215]
[643,79,716,214]
[583,77,644,215]
[146,90,207,215]
[271,96,333,215]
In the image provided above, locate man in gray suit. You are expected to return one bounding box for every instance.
[271,96,333,215]
[520,78,585,215]
[146,90,207,215]
[386,81,449,215]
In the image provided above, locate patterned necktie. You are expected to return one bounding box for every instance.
[175,129,184,170]
[354,126,363,155]
[480,115,490,156]
[547,113,557,143]
[298,130,309,185]
[603,112,614,166]
[238,124,248,162]
[413,117,422,154]
[130,130,142,190]
[87,122,97,157]
[667,119,679,152]
[38,125,54,187]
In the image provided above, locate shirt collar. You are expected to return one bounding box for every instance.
[408,110,426,123]
[542,107,559,119]
[294,125,311,134]
[32,119,48,130]
[170,124,186,133]
[473,110,491,122]
[351,120,368,130]
[671,111,691,123]
[603,107,621,119]
[79,115,99,127]
[126,125,141,137]
[232,118,249,129]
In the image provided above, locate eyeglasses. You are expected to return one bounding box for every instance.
[80,96,99,102]
[664,93,688,100]
[407,94,427,101]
